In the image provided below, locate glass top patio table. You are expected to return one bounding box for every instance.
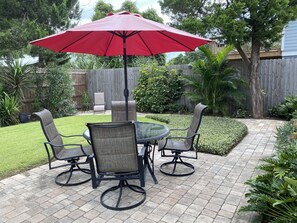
[83,121,170,144]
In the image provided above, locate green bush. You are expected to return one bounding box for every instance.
[0,92,20,127]
[32,65,76,117]
[133,63,184,113]
[240,121,297,223]
[268,95,297,120]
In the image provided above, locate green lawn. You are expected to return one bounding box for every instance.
[0,114,247,180]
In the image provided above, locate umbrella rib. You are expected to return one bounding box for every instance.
[137,32,153,55]
[58,31,93,52]
[104,33,115,56]
[158,31,194,51]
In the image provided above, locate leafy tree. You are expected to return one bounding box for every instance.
[168,50,204,65]
[0,0,81,66]
[183,45,246,116]
[159,0,297,118]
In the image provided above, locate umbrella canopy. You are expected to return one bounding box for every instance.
[30,11,210,119]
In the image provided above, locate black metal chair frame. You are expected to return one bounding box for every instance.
[159,103,207,176]
[87,122,146,211]
[33,109,91,186]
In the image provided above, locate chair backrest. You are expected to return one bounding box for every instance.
[94,92,105,105]
[111,100,137,122]
[185,103,208,148]
[33,109,64,154]
[87,122,139,173]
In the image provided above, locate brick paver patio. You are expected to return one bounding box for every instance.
[0,119,284,223]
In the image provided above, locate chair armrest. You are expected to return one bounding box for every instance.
[161,133,200,149]
[60,134,83,138]
[44,142,88,156]
[170,127,189,131]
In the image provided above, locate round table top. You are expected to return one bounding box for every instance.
[83,121,170,143]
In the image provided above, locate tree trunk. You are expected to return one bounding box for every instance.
[250,38,263,118]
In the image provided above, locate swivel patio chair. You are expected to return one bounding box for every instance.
[158,103,208,176]
[33,109,92,186]
[111,100,137,121]
[87,122,146,211]
[93,92,105,113]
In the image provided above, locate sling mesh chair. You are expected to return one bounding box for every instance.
[158,103,208,176]
[87,122,146,211]
[33,109,92,186]
[111,100,137,121]
[93,92,105,113]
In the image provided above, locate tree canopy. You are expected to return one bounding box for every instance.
[0,0,81,65]
[160,0,297,117]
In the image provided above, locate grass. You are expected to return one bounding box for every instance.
[148,114,248,155]
[0,114,247,180]
[0,115,154,180]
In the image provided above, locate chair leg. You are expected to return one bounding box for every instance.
[159,154,195,177]
[55,160,91,186]
[100,179,146,211]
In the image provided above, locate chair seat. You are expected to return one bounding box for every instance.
[94,105,105,111]
[158,139,190,152]
[57,145,93,160]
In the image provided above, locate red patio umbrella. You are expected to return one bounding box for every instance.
[30,11,210,119]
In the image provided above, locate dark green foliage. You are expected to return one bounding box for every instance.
[182,45,247,116]
[268,96,297,120]
[0,92,20,127]
[0,58,33,102]
[240,121,297,223]
[133,64,184,113]
[81,92,90,111]
[32,65,76,117]
[0,0,81,64]
[145,115,170,124]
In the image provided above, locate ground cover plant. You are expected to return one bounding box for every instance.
[147,114,248,155]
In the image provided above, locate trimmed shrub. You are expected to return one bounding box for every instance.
[133,63,184,113]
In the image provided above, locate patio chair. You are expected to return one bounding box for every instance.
[111,100,137,121]
[93,92,105,113]
[33,109,92,186]
[158,103,208,176]
[87,122,146,211]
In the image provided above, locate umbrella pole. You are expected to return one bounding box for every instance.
[123,37,129,121]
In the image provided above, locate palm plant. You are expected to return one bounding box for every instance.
[183,45,246,115]
[0,92,20,126]
[1,58,32,102]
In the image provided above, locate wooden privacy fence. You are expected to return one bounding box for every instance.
[230,58,297,111]
[87,65,193,110]
[22,58,297,113]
